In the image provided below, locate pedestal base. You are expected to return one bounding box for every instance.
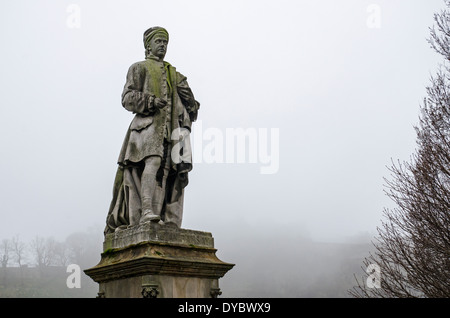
[84,222,234,298]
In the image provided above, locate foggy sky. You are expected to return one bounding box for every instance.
[0,0,445,252]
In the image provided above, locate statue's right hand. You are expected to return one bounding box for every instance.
[154,98,167,109]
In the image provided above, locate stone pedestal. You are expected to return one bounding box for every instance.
[84,222,234,298]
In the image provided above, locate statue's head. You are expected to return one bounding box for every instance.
[143,27,169,60]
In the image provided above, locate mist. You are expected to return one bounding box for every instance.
[0,225,373,297]
[0,0,445,297]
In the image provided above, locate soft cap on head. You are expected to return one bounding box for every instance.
[143,27,169,47]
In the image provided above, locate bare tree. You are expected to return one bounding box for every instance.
[30,236,58,267]
[350,0,450,298]
[11,235,27,267]
[30,236,45,267]
[53,241,70,267]
[0,239,10,268]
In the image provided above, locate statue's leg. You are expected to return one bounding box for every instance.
[164,141,184,228]
[127,167,144,226]
[140,155,162,222]
[164,178,184,228]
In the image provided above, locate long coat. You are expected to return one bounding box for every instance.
[118,57,199,164]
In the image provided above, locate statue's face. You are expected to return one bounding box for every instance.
[148,35,168,59]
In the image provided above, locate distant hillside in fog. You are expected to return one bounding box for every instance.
[219,232,374,298]
[0,227,374,298]
[0,265,97,298]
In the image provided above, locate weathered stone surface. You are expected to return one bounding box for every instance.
[99,275,215,298]
[103,222,214,251]
[84,224,234,298]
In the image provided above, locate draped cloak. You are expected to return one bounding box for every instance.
[104,58,199,234]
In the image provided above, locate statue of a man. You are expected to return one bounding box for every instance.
[104,27,200,234]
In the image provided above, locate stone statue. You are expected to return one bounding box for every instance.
[104,27,200,234]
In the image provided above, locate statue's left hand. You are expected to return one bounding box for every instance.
[177,88,192,101]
